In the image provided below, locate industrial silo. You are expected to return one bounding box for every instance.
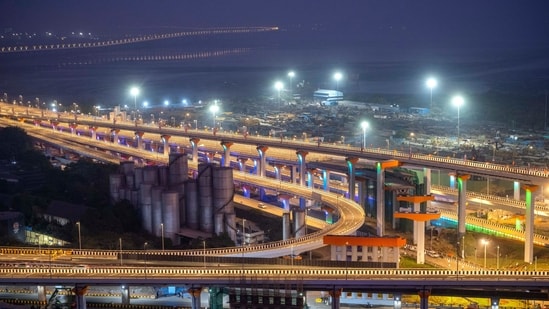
[139,183,153,233]
[142,166,158,185]
[125,174,135,190]
[198,164,213,233]
[214,213,225,236]
[109,174,124,202]
[134,167,144,189]
[212,167,234,213]
[120,161,135,176]
[151,186,164,237]
[162,190,180,245]
[185,180,199,229]
[158,166,169,186]
[168,153,188,185]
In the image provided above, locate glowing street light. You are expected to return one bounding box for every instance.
[274,81,284,105]
[76,221,81,250]
[481,239,489,268]
[163,100,169,107]
[288,71,295,94]
[426,77,437,110]
[160,223,165,251]
[333,72,343,90]
[129,87,140,111]
[360,121,369,150]
[209,103,220,129]
[452,95,465,146]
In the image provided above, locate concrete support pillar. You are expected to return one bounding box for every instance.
[413,201,421,245]
[418,290,430,309]
[376,161,405,236]
[279,194,291,210]
[282,212,291,240]
[188,287,202,309]
[346,157,359,202]
[393,294,402,309]
[523,184,538,263]
[396,195,435,265]
[51,121,59,132]
[291,165,298,184]
[358,180,365,210]
[457,174,470,245]
[274,164,284,180]
[307,168,316,188]
[323,169,330,191]
[190,138,200,164]
[111,129,120,144]
[89,126,97,140]
[74,285,88,309]
[238,158,248,172]
[69,123,77,135]
[296,151,309,186]
[514,181,521,200]
[135,131,145,150]
[491,297,500,309]
[256,146,268,177]
[329,288,342,309]
[221,141,233,167]
[424,168,432,211]
[121,285,130,305]
[161,134,171,155]
[37,285,46,302]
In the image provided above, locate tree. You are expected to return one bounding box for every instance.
[0,126,33,160]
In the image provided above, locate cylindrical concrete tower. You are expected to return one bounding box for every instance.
[185,180,199,229]
[169,153,188,185]
[151,186,164,237]
[162,190,180,245]
[142,166,158,185]
[198,164,213,233]
[212,167,234,213]
[139,183,153,233]
[282,212,292,240]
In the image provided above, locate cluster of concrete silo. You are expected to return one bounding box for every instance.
[109,154,237,246]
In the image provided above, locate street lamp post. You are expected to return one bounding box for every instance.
[288,71,295,95]
[274,81,284,106]
[452,95,464,147]
[203,240,206,268]
[143,242,148,278]
[160,223,165,251]
[426,77,437,111]
[360,121,369,150]
[119,238,123,266]
[496,245,500,270]
[209,103,219,130]
[409,132,415,156]
[130,87,140,114]
[76,222,81,250]
[334,72,342,90]
[481,239,489,268]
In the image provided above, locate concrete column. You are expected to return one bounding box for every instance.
[74,285,88,309]
[188,287,202,309]
[37,285,46,302]
[490,297,500,309]
[256,146,268,177]
[413,202,421,245]
[346,157,359,202]
[282,212,291,240]
[69,123,77,135]
[514,181,521,200]
[51,121,59,132]
[89,126,97,140]
[161,134,171,155]
[111,129,120,144]
[376,162,386,236]
[329,288,342,309]
[358,179,365,209]
[274,164,284,180]
[418,290,430,309]
[393,294,402,309]
[296,151,309,186]
[523,184,538,263]
[424,168,432,211]
[291,165,298,183]
[221,141,233,167]
[190,138,200,164]
[135,131,145,150]
[121,285,130,305]
[323,169,330,191]
[307,168,316,188]
[449,174,455,189]
[457,174,470,244]
[238,158,248,172]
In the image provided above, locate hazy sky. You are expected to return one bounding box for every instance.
[2,0,549,50]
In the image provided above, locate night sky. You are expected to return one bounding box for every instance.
[2,0,549,50]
